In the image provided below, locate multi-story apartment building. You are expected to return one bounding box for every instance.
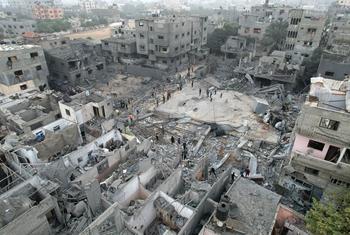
[11,0,58,16]
[45,40,106,89]
[284,9,326,64]
[79,0,97,13]
[134,15,208,70]
[280,77,350,204]
[238,2,291,40]
[0,17,36,38]
[0,45,49,95]
[32,4,64,20]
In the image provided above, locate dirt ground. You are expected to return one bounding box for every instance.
[67,27,112,41]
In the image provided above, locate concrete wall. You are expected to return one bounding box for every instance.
[0,196,58,235]
[296,104,350,147]
[317,56,350,81]
[0,45,49,95]
[292,133,339,160]
[0,80,36,95]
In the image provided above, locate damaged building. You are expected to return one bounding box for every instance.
[132,15,208,72]
[44,40,106,91]
[0,89,61,134]
[0,45,49,95]
[238,2,291,40]
[280,77,350,207]
[284,9,326,64]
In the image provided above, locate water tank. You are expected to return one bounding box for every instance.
[216,202,229,221]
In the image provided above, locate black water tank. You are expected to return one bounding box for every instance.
[216,202,229,221]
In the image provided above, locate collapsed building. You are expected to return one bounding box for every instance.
[0,45,49,95]
[280,77,350,208]
[234,50,300,86]
[44,40,106,92]
[0,89,60,134]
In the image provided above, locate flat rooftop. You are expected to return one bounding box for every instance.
[62,92,106,110]
[0,44,40,52]
[156,82,279,143]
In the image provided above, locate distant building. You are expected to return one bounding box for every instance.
[91,7,120,23]
[284,9,326,64]
[0,17,36,38]
[32,4,64,20]
[134,15,208,71]
[238,3,291,40]
[280,77,350,205]
[79,0,97,13]
[0,45,49,95]
[337,0,350,6]
[11,0,58,16]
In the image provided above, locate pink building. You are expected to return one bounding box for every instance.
[280,77,350,203]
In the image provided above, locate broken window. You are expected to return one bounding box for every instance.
[325,145,341,163]
[158,35,164,39]
[104,42,109,46]
[330,177,350,188]
[14,70,23,77]
[139,33,144,39]
[253,28,261,34]
[162,60,167,64]
[161,47,168,53]
[307,28,317,33]
[325,71,335,77]
[20,84,27,90]
[30,52,39,58]
[65,109,70,116]
[68,61,77,69]
[36,65,42,71]
[76,74,81,78]
[182,33,185,37]
[307,140,325,151]
[139,45,145,51]
[182,22,185,26]
[149,26,153,31]
[319,118,339,130]
[53,125,60,132]
[96,64,104,70]
[341,149,350,164]
[175,35,178,39]
[304,167,319,176]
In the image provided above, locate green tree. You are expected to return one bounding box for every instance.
[262,21,288,50]
[36,19,72,33]
[306,189,350,235]
[207,23,238,54]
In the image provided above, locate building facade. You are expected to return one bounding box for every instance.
[238,3,291,40]
[79,0,97,13]
[32,4,64,20]
[285,9,326,64]
[0,18,36,38]
[134,15,208,70]
[280,77,350,205]
[0,45,49,95]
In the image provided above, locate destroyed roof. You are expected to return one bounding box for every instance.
[0,44,41,52]
[226,177,281,235]
[307,76,350,112]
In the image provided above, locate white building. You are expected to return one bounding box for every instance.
[59,91,113,125]
[79,0,97,13]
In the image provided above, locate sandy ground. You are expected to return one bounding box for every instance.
[67,27,112,41]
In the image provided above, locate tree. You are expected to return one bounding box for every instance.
[262,21,288,50]
[306,189,350,235]
[207,23,238,54]
[36,19,72,33]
